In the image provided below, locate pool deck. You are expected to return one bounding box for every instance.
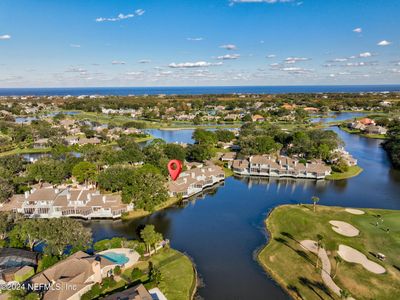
[98,248,140,269]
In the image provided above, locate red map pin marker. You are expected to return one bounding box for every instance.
[167,160,182,181]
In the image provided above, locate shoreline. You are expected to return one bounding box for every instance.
[257,204,400,300]
[256,205,296,300]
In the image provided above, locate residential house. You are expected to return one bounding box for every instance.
[251,114,265,122]
[30,251,118,300]
[365,125,387,135]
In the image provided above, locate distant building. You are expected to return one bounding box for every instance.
[364,125,387,135]
[232,155,332,179]
[251,114,265,122]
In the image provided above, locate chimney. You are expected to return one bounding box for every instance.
[67,192,71,201]
[24,191,30,199]
[55,188,59,194]
[87,193,92,201]
[191,173,195,179]
[102,196,106,203]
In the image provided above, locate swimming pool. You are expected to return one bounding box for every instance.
[100,252,129,265]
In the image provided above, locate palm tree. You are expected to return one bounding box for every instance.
[312,196,320,212]
[333,255,342,279]
[340,289,350,299]
[316,234,324,269]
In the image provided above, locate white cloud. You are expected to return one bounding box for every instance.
[359,52,372,58]
[266,54,276,58]
[0,34,11,40]
[284,57,309,64]
[65,67,87,73]
[353,27,362,33]
[111,61,126,65]
[135,9,145,16]
[125,72,143,76]
[168,61,223,68]
[70,44,81,48]
[96,9,145,22]
[331,58,348,62]
[217,54,240,60]
[187,37,204,41]
[138,59,151,64]
[220,44,237,50]
[377,40,391,46]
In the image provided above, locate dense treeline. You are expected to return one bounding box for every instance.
[238,122,343,159]
[0,212,92,256]
[384,119,400,168]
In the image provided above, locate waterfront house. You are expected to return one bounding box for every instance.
[358,118,376,126]
[168,163,225,199]
[365,125,387,135]
[33,138,49,149]
[232,155,331,179]
[0,186,133,219]
[221,152,237,162]
[30,251,118,300]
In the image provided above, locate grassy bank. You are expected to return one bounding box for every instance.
[148,248,197,300]
[258,205,400,300]
[326,165,363,180]
[339,126,387,140]
[0,147,52,157]
[84,248,196,300]
[121,197,181,220]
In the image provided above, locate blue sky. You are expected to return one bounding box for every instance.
[0,0,399,87]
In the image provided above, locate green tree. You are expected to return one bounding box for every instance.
[312,196,320,212]
[26,158,68,184]
[44,218,92,256]
[0,177,14,203]
[164,143,187,162]
[215,129,235,143]
[192,129,217,145]
[140,225,163,256]
[333,255,342,279]
[72,161,97,185]
[186,144,214,162]
[316,234,324,269]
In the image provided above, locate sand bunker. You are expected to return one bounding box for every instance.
[300,240,342,296]
[338,245,386,274]
[345,208,365,215]
[329,220,360,237]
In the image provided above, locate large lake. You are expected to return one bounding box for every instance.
[85,112,400,300]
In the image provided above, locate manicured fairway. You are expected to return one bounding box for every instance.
[258,205,400,300]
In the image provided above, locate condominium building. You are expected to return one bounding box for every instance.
[0,186,133,219]
[168,163,225,199]
[232,155,332,179]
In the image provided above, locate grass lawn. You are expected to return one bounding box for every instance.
[326,165,363,180]
[122,197,181,220]
[339,125,388,140]
[258,205,400,300]
[149,248,196,300]
[0,147,52,157]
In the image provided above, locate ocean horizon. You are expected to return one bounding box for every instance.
[0,84,400,96]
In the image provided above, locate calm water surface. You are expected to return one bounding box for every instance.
[85,113,400,300]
